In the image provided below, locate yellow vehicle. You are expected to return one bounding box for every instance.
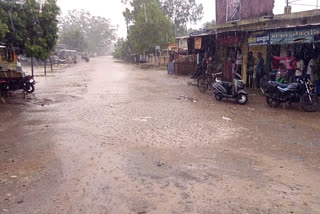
[0,45,35,94]
[0,45,18,71]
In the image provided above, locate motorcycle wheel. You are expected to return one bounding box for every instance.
[260,75,269,92]
[215,94,223,101]
[300,93,320,112]
[236,93,248,105]
[24,84,35,94]
[266,96,280,108]
[1,83,10,91]
[197,75,209,93]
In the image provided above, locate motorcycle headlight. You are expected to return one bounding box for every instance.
[29,79,35,84]
[307,81,314,91]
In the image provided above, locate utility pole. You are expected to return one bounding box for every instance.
[143,0,148,23]
[286,0,289,7]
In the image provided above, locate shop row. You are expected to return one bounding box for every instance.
[178,25,320,93]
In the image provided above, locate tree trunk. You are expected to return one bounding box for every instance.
[31,57,34,77]
[50,56,53,72]
[44,60,47,76]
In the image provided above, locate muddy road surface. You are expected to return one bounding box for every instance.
[1,56,320,214]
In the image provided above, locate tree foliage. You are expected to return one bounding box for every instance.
[202,19,216,30]
[116,0,174,58]
[0,0,60,60]
[158,0,203,36]
[0,7,9,41]
[39,0,60,60]
[122,0,203,37]
[112,38,132,60]
[128,0,174,54]
[59,10,116,54]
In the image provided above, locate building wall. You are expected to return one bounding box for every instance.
[216,0,274,25]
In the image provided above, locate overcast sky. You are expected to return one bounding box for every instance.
[57,0,320,38]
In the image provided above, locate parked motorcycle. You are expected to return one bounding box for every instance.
[212,72,248,105]
[260,76,320,112]
[1,75,35,94]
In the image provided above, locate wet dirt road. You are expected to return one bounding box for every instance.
[1,56,320,214]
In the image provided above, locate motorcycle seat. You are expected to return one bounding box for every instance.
[277,83,299,92]
[269,81,288,88]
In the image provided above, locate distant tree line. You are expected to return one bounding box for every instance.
[58,10,116,55]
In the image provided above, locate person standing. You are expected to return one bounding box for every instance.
[295,56,304,81]
[236,49,243,76]
[307,55,316,82]
[255,52,264,89]
[246,51,255,88]
[273,51,297,83]
[271,56,280,81]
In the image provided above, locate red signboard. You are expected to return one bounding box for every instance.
[217,35,240,46]
[216,0,274,25]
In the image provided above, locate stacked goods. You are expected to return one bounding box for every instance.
[0,70,25,79]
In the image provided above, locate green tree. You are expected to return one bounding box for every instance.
[39,0,60,61]
[0,7,8,41]
[158,0,203,36]
[122,0,203,37]
[202,19,216,30]
[1,0,60,75]
[1,0,27,51]
[112,38,132,61]
[124,0,174,54]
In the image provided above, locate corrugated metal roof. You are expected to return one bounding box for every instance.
[176,36,189,39]
[189,29,216,37]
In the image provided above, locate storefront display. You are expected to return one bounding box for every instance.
[216,34,242,81]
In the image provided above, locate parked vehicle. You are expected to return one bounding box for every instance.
[197,59,223,92]
[82,55,90,62]
[190,63,205,79]
[0,80,7,95]
[212,72,248,105]
[139,55,147,63]
[197,71,222,93]
[260,76,320,112]
[0,74,35,94]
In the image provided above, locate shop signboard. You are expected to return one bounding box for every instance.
[178,38,188,50]
[168,43,178,51]
[248,32,270,46]
[226,0,241,22]
[194,37,202,50]
[217,35,240,46]
[270,28,320,45]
